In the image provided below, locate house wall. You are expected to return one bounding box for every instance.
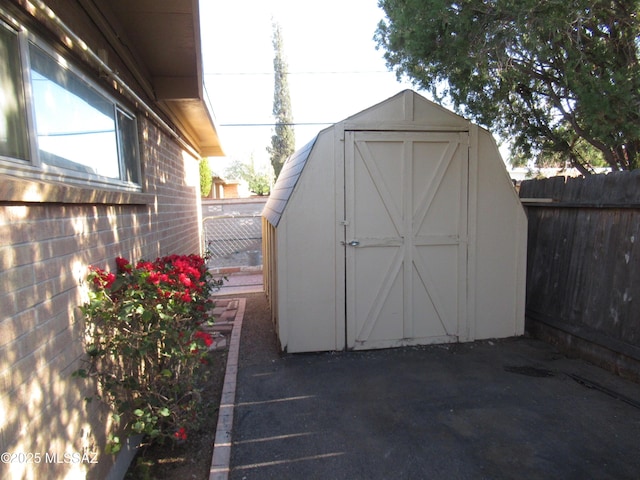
[0,118,202,480]
[0,3,204,479]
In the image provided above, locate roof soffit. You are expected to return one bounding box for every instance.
[106,0,202,100]
[91,0,222,156]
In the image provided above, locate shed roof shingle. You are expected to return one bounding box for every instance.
[262,136,317,227]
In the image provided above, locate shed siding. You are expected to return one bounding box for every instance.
[265,91,526,353]
[277,133,341,352]
[474,130,527,338]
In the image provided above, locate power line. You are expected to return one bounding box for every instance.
[206,70,389,76]
[220,122,334,127]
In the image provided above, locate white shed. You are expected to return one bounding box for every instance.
[262,90,527,353]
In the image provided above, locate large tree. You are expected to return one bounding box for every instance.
[226,157,273,196]
[375,0,640,173]
[268,21,295,179]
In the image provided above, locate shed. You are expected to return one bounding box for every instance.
[262,90,527,353]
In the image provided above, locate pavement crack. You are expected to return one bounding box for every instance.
[567,373,640,409]
[504,365,555,377]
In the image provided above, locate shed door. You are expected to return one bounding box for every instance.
[345,131,469,350]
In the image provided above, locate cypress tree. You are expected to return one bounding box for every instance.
[268,21,295,179]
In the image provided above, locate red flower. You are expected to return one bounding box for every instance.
[89,267,116,289]
[115,257,131,273]
[178,273,192,288]
[174,427,187,441]
[136,261,154,272]
[147,271,161,285]
[194,330,213,347]
[104,272,116,289]
[89,267,102,286]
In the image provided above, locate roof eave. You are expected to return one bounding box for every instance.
[160,96,225,157]
[106,0,223,157]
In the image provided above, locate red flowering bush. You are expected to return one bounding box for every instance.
[76,254,219,453]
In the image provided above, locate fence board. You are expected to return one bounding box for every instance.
[521,174,640,357]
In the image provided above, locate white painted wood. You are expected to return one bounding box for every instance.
[263,90,526,353]
[473,130,527,339]
[345,130,469,350]
[276,132,341,352]
[465,124,479,342]
[334,123,346,350]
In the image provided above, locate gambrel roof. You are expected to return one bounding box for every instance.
[263,136,317,227]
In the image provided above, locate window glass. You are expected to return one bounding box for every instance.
[0,22,29,160]
[29,42,120,178]
[117,109,140,184]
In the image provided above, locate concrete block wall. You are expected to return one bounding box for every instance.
[0,117,203,479]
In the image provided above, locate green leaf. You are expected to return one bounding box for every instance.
[375,0,640,172]
[76,254,222,451]
[106,435,121,455]
[107,443,121,454]
[86,344,101,357]
[111,276,126,291]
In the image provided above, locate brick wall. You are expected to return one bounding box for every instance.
[0,117,203,479]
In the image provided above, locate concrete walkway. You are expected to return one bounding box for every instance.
[211,271,263,297]
[209,293,640,480]
[208,297,245,480]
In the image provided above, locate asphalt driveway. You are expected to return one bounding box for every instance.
[228,294,640,480]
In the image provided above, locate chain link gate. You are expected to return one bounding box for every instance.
[203,215,263,270]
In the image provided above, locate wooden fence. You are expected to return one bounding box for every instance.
[520,172,640,379]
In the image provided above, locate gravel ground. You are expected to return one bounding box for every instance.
[235,292,280,368]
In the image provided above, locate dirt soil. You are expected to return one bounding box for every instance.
[125,292,275,480]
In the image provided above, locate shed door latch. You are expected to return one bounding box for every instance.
[348,240,360,247]
[340,240,360,247]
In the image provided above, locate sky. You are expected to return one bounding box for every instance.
[199,0,422,175]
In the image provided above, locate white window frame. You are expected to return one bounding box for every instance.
[0,16,142,192]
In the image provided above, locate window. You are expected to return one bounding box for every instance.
[0,21,29,160]
[117,109,140,184]
[0,17,141,190]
